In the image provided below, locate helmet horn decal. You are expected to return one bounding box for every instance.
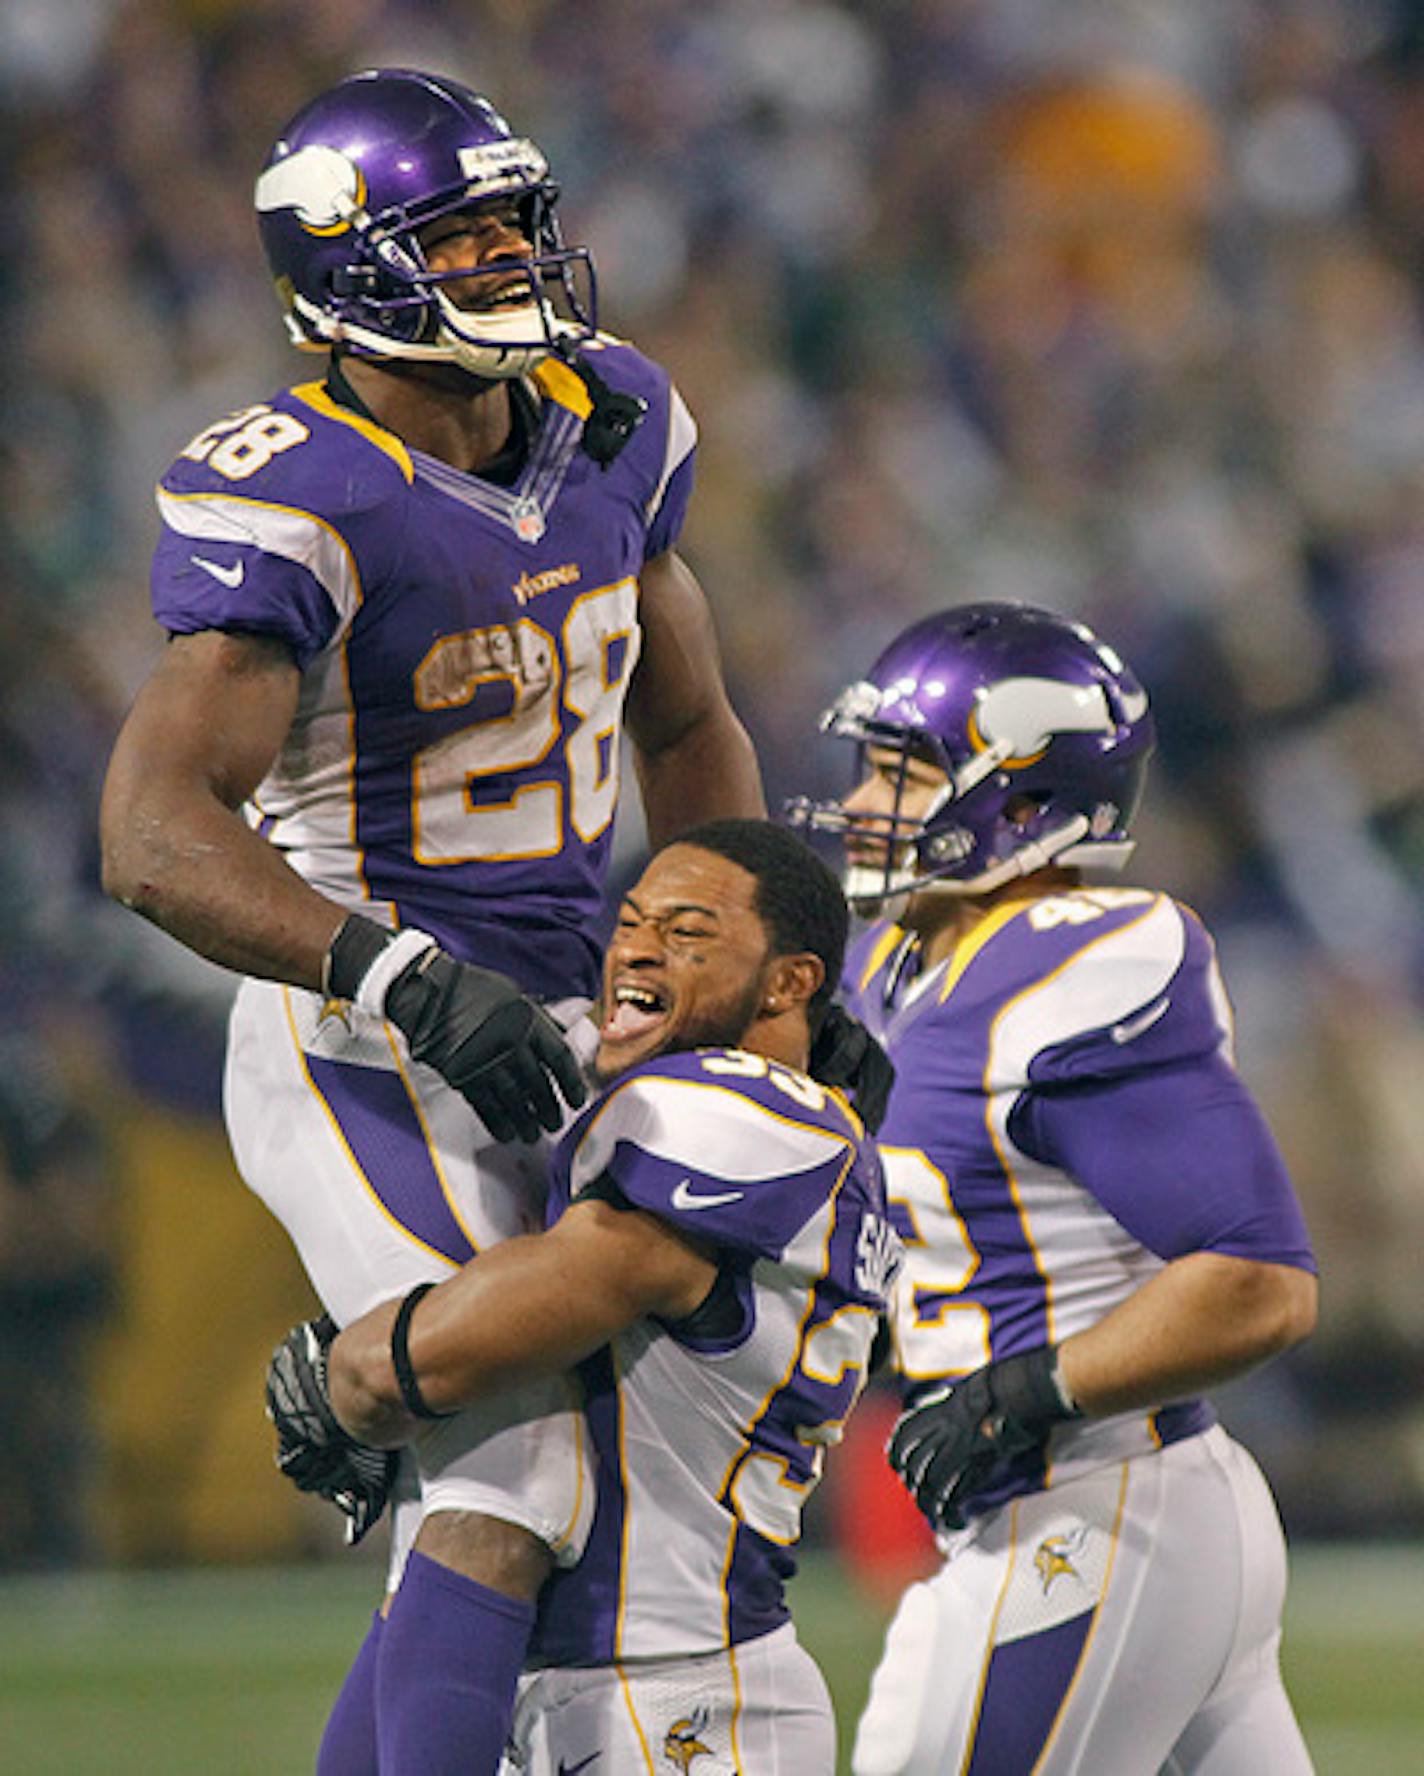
[788,602,1156,906]
[971,676,1115,761]
[256,145,367,236]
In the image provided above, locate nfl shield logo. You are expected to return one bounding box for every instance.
[512,499,546,544]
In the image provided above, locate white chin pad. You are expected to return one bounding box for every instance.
[439,297,580,380]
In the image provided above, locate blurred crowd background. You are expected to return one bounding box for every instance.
[2,0,1421,1574]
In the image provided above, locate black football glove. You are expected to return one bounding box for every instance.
[888,1346,1082,1533]
[265,1315,397,1547]
[327,915,587,1144]
[808,1003,896,1133]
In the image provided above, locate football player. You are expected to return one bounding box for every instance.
[791,602,1318,1774]
[99,69,762,1776]
[283,819,897,1773]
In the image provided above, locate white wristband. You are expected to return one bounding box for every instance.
[353,929,440,1019]
[1050,1350,1079,1415]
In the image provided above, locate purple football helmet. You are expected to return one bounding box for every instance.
[789,602,1156,904]
[254,68,596,379]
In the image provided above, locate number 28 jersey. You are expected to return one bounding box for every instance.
[531,1047,900,1665]
[149,342,695,1000]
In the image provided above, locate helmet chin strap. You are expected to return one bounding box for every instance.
[924,813,1094,897]
[847,811,1138,918]
[295,291,568,379]
[853,813,1096,913]
[296,292,646,465]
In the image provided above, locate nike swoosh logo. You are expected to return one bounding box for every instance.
[191,553,245,588]
[558,1757,601,1775]
[1110,996,1170,1045]
[671,1177,744,1211]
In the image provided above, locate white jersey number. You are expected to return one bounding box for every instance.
[411,579,640,863]
[180,405,311,480]
[881,1145,992,1381]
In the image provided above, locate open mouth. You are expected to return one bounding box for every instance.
[600,980,670,1044]
[479,282,535,311]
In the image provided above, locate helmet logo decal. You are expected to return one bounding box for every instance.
[970,677,1113,765]
[256,145,367,236]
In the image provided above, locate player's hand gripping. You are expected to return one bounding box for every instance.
[888,1347,1082,1532]
[325,914,588,1144]
[808,1003,896,1133]
[265,1315,397,1546]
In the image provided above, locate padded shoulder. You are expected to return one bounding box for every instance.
[158,383,412,520]
[564,1049,860,1260]
[986,893,1232,1088]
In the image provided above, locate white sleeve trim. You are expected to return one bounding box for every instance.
[156,487,363,637]
[573,1072,845,1191]
[642,383,697,533]
[989,897,1191,1090]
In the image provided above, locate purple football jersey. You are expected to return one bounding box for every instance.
[844,885,1315,1517]
[529,1047,899,1664]
[150,343,695,999]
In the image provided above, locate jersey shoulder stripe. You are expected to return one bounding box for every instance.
[570,1049,855,1188]
[154,485,364,629]
[553,339,696,516]
[289,382,413,480]
[985,893,1230,1087]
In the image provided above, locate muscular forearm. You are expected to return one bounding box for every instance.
[635,706,764,849]
[102,782,346,988]
[331,1203,716,1445]
[1056,1252,1318,1417]
[328,1296,417,1447]
[331,1236,633,1446]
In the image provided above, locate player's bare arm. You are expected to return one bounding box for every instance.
[103,630,583,1144]
[1056,1250,1318,1417]
[626,549,765,846]
[100,630,345,987]
[329,1195,717,1447]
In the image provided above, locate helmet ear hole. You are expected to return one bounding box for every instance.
[1005,791,1048,829]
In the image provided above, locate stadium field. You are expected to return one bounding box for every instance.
[1,1545,1420,1773]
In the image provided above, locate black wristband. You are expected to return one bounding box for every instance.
[390,1283,457,1422]
[325,914,394,1001]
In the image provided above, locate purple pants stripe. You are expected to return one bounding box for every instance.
[306,1053,477,1265]
[964,1606,1095,1774]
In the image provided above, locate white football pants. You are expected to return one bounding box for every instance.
[853,1426,1313,1775]
[225,978,596,1578]
[506,1622,836,1774]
